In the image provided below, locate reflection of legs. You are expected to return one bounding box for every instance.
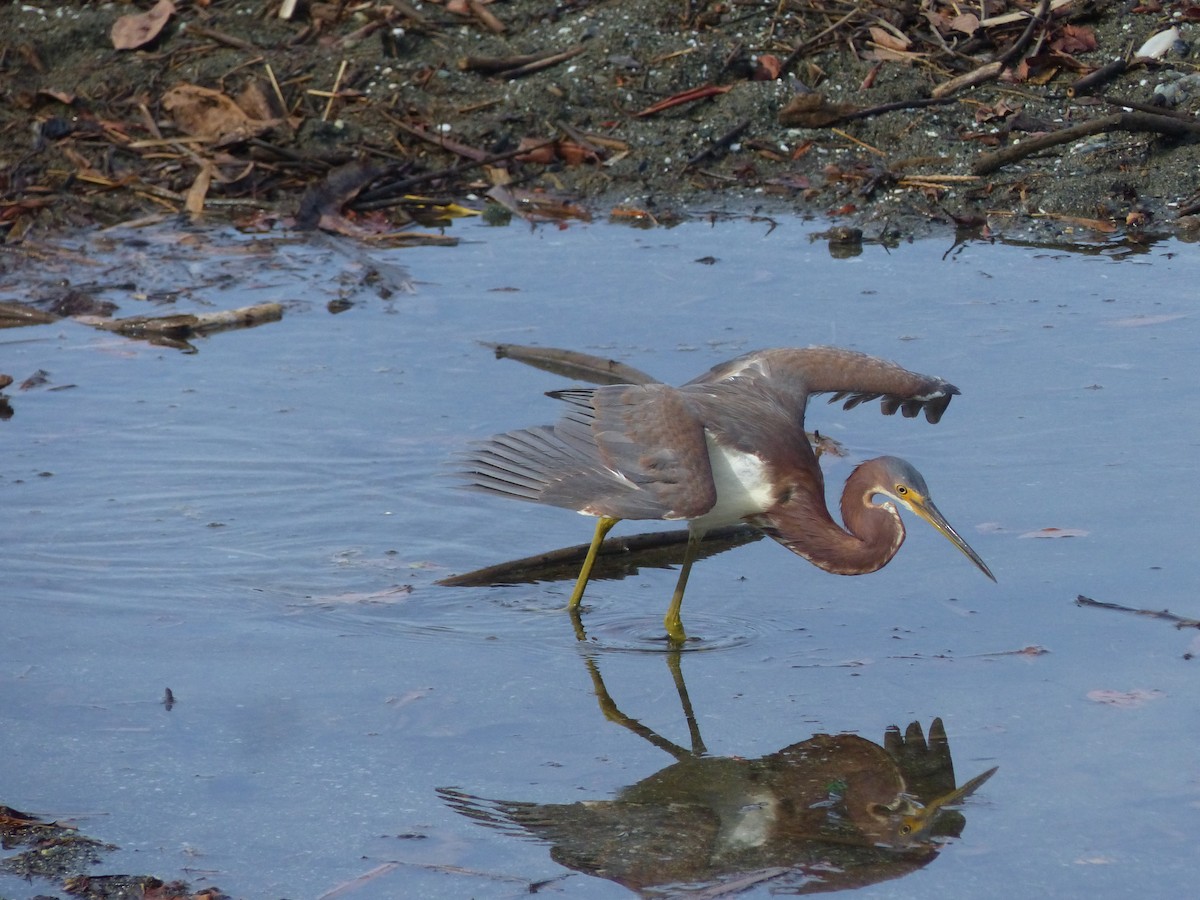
[568,515,619,608]
[663,528,704,644]
[666,649,707,755]
[582,654,692,758]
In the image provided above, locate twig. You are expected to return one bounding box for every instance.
[459,45,586,79]
[686,117,751,167]
[841,96,957,123]
[322,59,348,122]
[778,6,861,76]
[1100,95,1199,123]
[1076,594,1200,629]
[468,0,506,34]
[186,24,258,51]
[830,127,885,156]
[390,117,490,162]
[998,0,1051,68]
[351,139,558,209]
[1067,59,1128,98]
[932,60,1005,99]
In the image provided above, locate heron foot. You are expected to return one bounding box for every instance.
[664,611,688,646]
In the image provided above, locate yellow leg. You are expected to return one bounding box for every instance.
[568,515,619,609]
[664,529,704,645]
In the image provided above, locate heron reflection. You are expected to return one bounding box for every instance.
[440,653,997,895]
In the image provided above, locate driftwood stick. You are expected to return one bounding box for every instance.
[75,303,283,339]
[459,51,553,75]
[973,111,1200,175]
[1076,594,1200,629]
[391,119,489,162]
[1067,59,1128,97]
[1100,95,1198,122]
[0,301,59,326]
[931,61,1003,99]
[499,45,587,79]
[436,524,758,588]
[458,45,585,79]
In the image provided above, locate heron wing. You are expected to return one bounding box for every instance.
[685,346,960,424]
[462,384,717,521]
[551,384,717,519]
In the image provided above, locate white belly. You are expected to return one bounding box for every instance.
[690,433,774,531]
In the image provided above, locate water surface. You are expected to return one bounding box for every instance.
[2,218,1197,898]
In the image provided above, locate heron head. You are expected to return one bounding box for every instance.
[868,457,996,582]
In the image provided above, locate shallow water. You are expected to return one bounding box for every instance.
[2,218,1197,899]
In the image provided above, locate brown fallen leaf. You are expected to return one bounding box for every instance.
[754,54,782,81]
[1019,527,1089,539]
[1053,24,1098,55]
[162,84,270,143]
[867,25,910,52]
[950,13,980,36]
[778,93,860,128]
[112,0,175,51]
[514,136,557,164]
[184,162,215,217]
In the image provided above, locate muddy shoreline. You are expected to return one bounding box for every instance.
[4,1,1200,245]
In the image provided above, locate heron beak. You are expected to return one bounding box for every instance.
[907,496,996,581]
[897,765,999,841]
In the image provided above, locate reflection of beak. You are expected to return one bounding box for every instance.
[908,497,996,582]
[899,766,999,840]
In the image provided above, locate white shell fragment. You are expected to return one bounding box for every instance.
[1135,26,1180,61]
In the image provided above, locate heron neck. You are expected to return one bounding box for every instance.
[753,463,905,576]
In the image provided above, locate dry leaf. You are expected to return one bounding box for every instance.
[162,84,259,142]
[235,81,283,122]
[514,136,557,164]
[1019,527,1089,539]
[949,14,980,36]
[975,99,1018,123]
[867,26,910,52]
[184,163,214,218]
[112,0,176,51]
[1054,24,1098,55]
[755,54,782,81]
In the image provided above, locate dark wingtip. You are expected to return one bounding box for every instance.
[922,386,957,423]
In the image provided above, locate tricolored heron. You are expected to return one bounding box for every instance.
[463,346,994,643]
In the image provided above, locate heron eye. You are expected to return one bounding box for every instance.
[895,484,908,495]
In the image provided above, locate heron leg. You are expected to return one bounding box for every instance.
[664,529,705,645]
[568,515,619,609]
